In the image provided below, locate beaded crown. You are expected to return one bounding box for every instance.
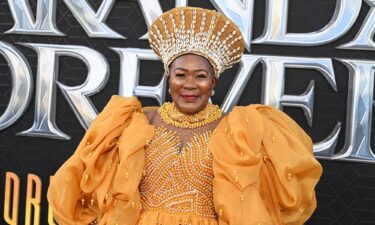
[148,7,244,77]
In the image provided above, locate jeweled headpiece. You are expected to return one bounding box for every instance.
[148,7,244,77]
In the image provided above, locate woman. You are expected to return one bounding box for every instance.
[48,7,322,225]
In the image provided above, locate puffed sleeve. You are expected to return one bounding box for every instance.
[209,104,322,225]
[47,95,155,225]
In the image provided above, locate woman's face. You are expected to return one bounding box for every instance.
[168,54,216,114]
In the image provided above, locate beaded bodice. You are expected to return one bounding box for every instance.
[139,108,221,219]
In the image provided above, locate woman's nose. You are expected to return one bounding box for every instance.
[183,76,196,89]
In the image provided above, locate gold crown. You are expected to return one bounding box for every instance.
[148,7,244,77]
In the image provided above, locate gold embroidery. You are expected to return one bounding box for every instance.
[140,126,216,218]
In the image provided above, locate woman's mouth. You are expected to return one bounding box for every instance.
[181,95,199,101]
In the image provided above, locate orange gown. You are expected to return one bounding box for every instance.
[47,95,322,225]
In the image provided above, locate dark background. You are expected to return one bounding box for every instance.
[0,0,374,224]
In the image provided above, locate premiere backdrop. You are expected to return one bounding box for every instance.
[0,0,375,224]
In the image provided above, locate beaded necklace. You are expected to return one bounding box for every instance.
[159,102,222,129]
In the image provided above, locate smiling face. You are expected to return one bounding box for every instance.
[168,54,217,114]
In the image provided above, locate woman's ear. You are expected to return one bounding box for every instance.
[212,77,217,88]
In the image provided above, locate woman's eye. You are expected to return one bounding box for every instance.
[196,74,207,79]
[175,73,185,78]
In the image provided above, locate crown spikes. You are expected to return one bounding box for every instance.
[160,18,170,37]
[199,11,207,33]
[180,10,185,33]
[149,7,244,77]
[191,10,197,33]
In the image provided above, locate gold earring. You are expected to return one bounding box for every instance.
[211,90,215,96]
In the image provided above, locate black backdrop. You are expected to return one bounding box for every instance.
[0,0,374,224]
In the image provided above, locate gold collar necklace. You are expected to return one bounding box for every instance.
[159,102,222,129]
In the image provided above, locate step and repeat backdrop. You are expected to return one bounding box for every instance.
[0,0,374,224]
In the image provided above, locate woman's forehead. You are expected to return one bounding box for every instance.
[173,54,210,65]
[170,54,213,71]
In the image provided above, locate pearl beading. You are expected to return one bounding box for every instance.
[140,126,216,218]
[148,7,244,77]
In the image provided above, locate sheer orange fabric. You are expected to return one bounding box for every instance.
[210,105,322,225]
[47,96,154,225]
[48,96,322,225]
